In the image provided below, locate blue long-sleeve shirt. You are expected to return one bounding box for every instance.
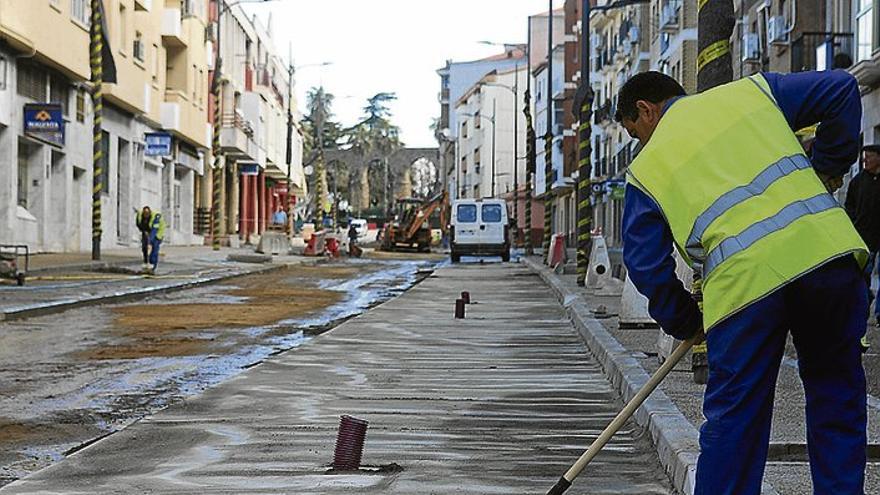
[623,70,862,339]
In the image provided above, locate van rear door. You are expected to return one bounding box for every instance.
[480,202,505,245]
[454,203,479,245]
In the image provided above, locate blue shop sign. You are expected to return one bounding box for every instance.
[239,162,260,175]
[145,132,173,156]
[23,103,64,146]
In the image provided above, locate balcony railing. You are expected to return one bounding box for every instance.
[791,32,854,72]
[221,112,254,136]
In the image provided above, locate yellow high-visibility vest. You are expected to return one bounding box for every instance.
[627,74,867,331]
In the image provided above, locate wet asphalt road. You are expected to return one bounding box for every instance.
[0,259,430,487]
[2,262,674,494]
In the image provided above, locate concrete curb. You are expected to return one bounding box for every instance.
[522,257,780,495]
[0,264,282,322]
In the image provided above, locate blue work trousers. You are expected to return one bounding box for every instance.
[695,256,867,495]
[148,237,161,269]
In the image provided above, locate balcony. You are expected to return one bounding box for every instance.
[851,58,880,87]
[660,1,680,32]
[161,8,187,47]
[161,90,188,132]
[791,32,854,72]
[220,110,257,158]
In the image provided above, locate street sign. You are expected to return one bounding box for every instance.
[610,183,626,201]
[239,162,259,175]
[144,132,172,156]
[23,103,64,146]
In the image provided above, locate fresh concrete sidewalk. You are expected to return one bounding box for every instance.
[1,263,674,494]
[0,246,309,321]
[524,256,880,495]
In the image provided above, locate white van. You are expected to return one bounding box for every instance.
[450,199,510,262]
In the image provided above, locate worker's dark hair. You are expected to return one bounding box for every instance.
[863,144,880,155]
[615,72,687,123]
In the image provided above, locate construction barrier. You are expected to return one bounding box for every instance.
[585,235,623,296]
[304,231,326,256]
[548,233,567,268]
[256,231,290,255]
[619,273,658,329]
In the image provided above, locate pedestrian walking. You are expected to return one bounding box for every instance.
[135,206,166,273]
[618,70,868,494]
[846,144,880,329]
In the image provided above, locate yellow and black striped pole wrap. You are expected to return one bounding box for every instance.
[90,0,103,261]
[523,89,535,255]
[575,96,593,284]
[541,131,553,264]
[211,79,223,250]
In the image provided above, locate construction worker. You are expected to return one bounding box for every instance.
[135,206,166,273]
[618,70,867,494]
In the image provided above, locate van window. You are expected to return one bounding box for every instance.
[457,204,477,222]
[481,204,503,223]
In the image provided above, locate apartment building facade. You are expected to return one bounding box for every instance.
[0,0,303,252]
[212,2,304,244]
[0,0,210,252]
[453,66,527,201]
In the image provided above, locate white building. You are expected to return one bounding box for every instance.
[453,66,528,200]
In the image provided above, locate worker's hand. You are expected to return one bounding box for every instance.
[816,172,843,194]
[690,328,706,346]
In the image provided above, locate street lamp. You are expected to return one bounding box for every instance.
[462,104,497,198]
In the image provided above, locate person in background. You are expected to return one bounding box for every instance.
[846,144,880,330]
[272,205,288,228]
[135,206,165,273]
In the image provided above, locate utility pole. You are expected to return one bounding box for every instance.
[513,64,519,246]
[574,0,594,286]
[90,0,104,261]
[524,17,536,256]
[691,0,735,385]
[286,43,295,236]
[542,2,554,263]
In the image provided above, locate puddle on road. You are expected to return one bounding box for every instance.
[0,259,438,487]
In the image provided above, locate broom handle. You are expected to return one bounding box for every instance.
[547,335,699,495]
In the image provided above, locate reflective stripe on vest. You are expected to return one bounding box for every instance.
[686,154,812,262]
[627,73,867,330]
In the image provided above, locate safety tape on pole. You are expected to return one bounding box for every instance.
[698,0,710,11]
[697,39,730,73]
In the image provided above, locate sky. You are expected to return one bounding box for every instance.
[241,1,561,148]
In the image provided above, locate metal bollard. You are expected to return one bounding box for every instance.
[455,298,466,319]
[333,415,369,470]
[461,291,470,304]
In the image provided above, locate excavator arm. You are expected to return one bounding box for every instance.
[403,191,448,241]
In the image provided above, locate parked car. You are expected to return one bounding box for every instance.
[450,199,510,263]
[349,218,368,238]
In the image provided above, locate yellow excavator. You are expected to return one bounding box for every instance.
[380,191,448,252]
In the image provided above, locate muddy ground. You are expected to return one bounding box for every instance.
[0,257,437,486]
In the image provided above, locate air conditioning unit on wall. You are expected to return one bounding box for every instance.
[767,16,787,44]
[742,33,760,62]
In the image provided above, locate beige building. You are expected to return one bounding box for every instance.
[0,0,211,251]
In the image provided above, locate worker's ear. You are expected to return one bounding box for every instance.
[635,100,656,123]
